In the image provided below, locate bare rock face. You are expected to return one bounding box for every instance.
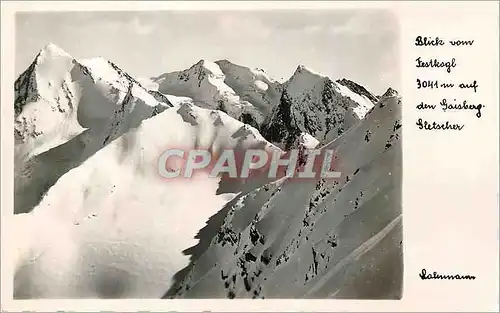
[261,66,377,149]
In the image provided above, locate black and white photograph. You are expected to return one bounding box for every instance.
[12,8,402,299]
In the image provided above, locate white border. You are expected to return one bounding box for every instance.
[2,1,499,312]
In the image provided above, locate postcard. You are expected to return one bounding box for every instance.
[1,1,498,312]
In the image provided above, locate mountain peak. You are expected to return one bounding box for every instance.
[38,43,71,59]
[215,59,256,75]
[193,59,206,66]
[33,43,73,69]
[294,64,324,77]
[191,59,224,77]
[381,87,398,98]
[215,59,232,65]
[286,64,327,93]
[287,64,327,88]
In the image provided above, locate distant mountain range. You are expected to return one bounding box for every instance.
[13,43,402,299]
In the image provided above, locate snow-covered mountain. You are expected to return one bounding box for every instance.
[12,43,402,299]
[14,44,172,160]
[152,60,271,129]
[165,95,402,299]
[260,65,376,149]
[13,101,280,298]
[336,78,380,104]
[152,62,379,150]
[379,87,399,100]
[14,44,177,215]
[215,59,283,117]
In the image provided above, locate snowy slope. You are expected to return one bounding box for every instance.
[152,60,267,128]
[294,132,320,150]
[14,44,173,214]
[13,44,401,300]
[261,65,377,149]
[151,62,381,150]
[13,103,280,299]
[137,77,159,91]
[167,95,402,299]
[336,78,379,103]
[215,60,283,117]
[14,44,172,160]
[14,43,84,158]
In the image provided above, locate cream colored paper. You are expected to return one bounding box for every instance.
[1,1,498,311]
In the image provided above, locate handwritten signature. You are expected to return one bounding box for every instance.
[419,269,476,280]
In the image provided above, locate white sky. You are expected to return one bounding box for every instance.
[16,10,400,95]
